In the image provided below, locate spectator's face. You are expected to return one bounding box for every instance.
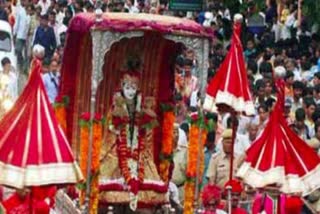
[315,90,320,100]
[126,0,132,6]
[306,105,316,119]
[293,88,303,99]
[3,62,11,72]
[205,198,218,212]
[50,61,58,72]
[231,192,241,207]
[284,106,291,116]
[246,40,254,50]
[205,139,215,150]
[265,82,273,95]
[257,86,265,98]
[184,65,192,77]
[248,124,258,141]
[49,14,56,23]
[222,138,232,154]
[40,18,48,27]
[27,7,34,15]
[313,77,320,86]
[296,120,305,129]
[21,0,27,6]
[286,61,295,72]
[258,108,268,122]
[286,76,294,85]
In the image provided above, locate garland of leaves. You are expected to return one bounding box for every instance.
[159,103,176,183]
[53,95,69,134]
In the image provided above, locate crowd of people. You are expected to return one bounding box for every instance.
[1,0,320,213]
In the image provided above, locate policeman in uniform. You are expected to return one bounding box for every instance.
[206,129,244,189]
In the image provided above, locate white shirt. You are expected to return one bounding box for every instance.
[13,5,30,40]
[37,0,51,15]
[0,72,18,100]
[42,72,60,103]
[49,22,60,46]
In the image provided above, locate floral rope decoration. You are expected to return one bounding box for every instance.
[78,112,90,205]
[184,112,208,214]
[159,103,176,183]
[90,113,104,214]
[53,95,69,134]
[78,112,105,213]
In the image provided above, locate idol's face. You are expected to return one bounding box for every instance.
[122,82,138,100]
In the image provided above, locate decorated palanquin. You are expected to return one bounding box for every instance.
[57,12,211,211]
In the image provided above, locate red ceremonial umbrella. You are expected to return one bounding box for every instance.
[203,14,255,182]
[203,14,255,116]
[237,78,320,196]
[0,58,83,189]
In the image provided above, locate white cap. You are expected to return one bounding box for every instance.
[233,13,243,23]
[32,44,45,59]
[274,66,287,79]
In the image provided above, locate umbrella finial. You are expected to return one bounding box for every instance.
[233,13,243,23]
[274,66,287,79]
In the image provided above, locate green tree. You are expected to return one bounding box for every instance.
[302,0,320,25]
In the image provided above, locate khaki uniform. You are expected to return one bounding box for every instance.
[172,147,188,204]
[206,151,244,189]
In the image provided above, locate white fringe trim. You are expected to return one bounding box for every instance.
[237,162,320,196]
[203,92,255,116]
[0,161,83,189]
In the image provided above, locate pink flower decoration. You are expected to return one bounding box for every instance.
[94,113,103,121]
[55,95,63,103]
[80,112,91,121]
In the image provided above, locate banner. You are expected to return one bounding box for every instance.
[169,0,203,11]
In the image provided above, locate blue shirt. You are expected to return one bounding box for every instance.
[42,71,59,103]
[202,148,216,187]
[33,26,56,56]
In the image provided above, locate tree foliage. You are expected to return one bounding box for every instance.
[302,0,320,25]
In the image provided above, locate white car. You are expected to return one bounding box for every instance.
[0,20,17,72]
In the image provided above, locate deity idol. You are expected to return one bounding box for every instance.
[99,59,167,210]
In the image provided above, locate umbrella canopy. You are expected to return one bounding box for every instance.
[203,20,254,115]
[0,58,83,189]
[237,79,320,196]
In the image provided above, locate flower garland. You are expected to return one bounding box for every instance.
[116,117,145,193]
[79,113,90,205]
[159,103,176,183]
[53,95,69,134]
[184,112,208,214]
[90,113,103,214]
[78,112,104,213]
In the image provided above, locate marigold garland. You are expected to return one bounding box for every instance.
[78,112,104,213]
[184,181,195,214]
[53,95,69,134]
[161,111,175,156]
[159,109,175,183]
[90,119,103,214]
[184,113,208,213]
[79,120,89,205]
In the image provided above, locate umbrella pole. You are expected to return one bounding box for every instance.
[272,195,278,214]
[29,189,32,214]
[229,111,238,180]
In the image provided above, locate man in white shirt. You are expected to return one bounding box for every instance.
[13,0,30,71]
[37,0,51,15]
